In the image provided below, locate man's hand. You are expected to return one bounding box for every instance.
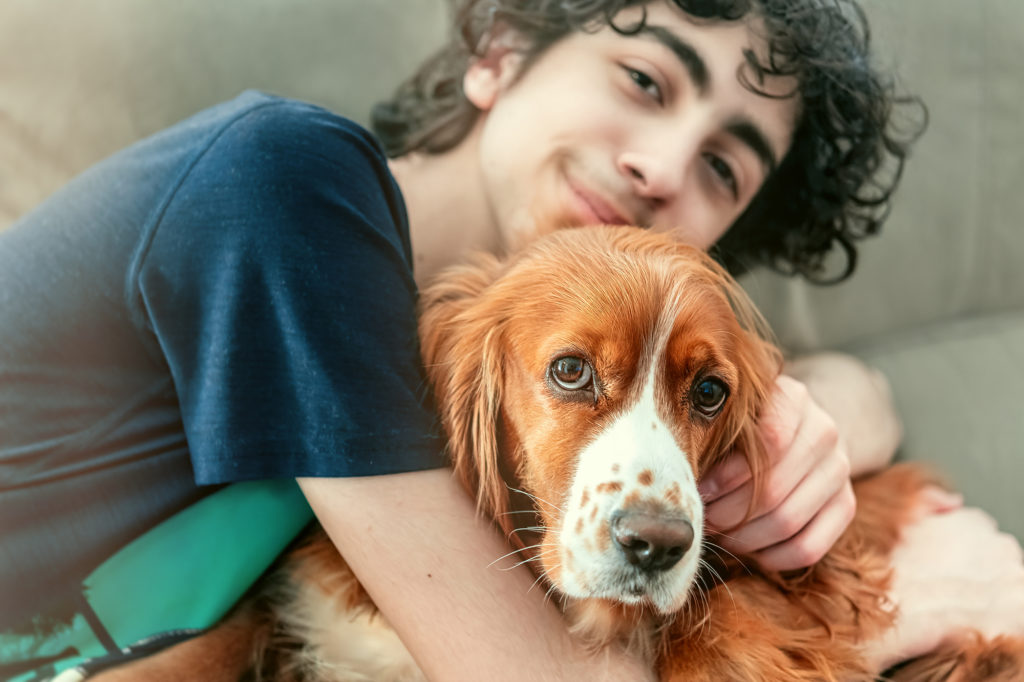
[862,489,1024,672]
[698,374,857,571]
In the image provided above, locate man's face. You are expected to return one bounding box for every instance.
[465,1,799,251]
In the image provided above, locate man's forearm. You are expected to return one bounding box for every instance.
[300,470,655,682]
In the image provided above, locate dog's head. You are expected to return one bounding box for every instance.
[419,225,780,623]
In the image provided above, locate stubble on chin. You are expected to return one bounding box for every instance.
[501,168,579,252]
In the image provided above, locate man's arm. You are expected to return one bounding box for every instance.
[299,469,655,682]
[785,351,902,477]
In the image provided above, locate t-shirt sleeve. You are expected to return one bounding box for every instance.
[132,98,446,483]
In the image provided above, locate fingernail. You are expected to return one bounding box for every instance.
[923,486,964,512]
[942,491,964,508]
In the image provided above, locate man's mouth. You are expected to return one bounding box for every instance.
[568,177,632,226]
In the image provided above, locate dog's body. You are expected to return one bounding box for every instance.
[98,226,1024,681]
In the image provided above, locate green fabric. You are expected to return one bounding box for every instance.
[2,479,313,681]
[1,614,106,681]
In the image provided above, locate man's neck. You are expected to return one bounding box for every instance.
[389,127,501,290]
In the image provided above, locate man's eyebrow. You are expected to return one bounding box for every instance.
[636,25,710,95]
[727,119,778,173]
[635,24,780,172]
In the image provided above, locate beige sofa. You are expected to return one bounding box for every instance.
[3,1,1021,539]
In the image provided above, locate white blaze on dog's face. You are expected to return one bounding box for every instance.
[487,228,774,615]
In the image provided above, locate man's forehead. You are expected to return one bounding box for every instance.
[611,3,797,95]
[611,2,800,164]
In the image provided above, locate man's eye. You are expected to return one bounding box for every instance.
[625,67,663,104]
[702,153,738,198]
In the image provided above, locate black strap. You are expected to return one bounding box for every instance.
[73,592,118,656]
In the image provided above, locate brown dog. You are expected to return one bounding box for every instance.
[97,225,1024,681]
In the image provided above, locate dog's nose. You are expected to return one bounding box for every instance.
[610,510,694,572]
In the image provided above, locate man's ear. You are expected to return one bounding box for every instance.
[463,27,527,111]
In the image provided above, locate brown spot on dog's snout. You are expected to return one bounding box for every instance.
[596,481,623,494]
[611,463,620,474]
[664,483,682,506]
[622,491,642,509]
[638,470,654,486]
[580,488,590,509]
[595,522,611,552]
[575,517,584,534]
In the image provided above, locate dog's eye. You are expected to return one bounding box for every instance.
[691,378,728,417]
[550,356,594,392]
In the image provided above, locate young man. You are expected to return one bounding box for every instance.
[2,1,1022,680]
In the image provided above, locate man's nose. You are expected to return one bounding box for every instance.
[617,149,691,208]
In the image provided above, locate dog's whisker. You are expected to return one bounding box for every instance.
[509,523,556,533]
[527,567,555,595]
[701,564,728,593]
[506,486,564,514]
[696,572,714,634]
[697,556,725,588]
[506,529,553,542]
[702,540,754,578]
[707,528,741,542]
[487,543,552,568]
[689,580,708,638]
[686,572,713,640]
[542,577,563,607]
[698,555,737,609]
[501,557,536,569]
[497,548,557,569]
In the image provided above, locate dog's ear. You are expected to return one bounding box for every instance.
[691,253,782,521]
[418,254,513,527]
[720,277,783,522]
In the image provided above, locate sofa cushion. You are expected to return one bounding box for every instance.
[744,0,1024,351]
[0,0,448,230]
[852,311,1024,540]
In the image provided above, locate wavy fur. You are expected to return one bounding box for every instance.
[96,226,1024,681]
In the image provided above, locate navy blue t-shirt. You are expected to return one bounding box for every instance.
[0,92,445,628]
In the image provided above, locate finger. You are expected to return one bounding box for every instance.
[755,377,805,460]
[907,485,963,521]
[698,452,752,503]
[703,479,754,532]
[704,413,836,531]
[761,398,838,503]
[702,441,805,531]
[896,507,1002,563]
[908,506,999,547]
[994,531,1024,566]
[752,482,857,571]
[717,451,852,554]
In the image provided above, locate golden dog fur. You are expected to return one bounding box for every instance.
[96,226,1024,682]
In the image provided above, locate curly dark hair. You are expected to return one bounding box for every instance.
[371,0,926,284]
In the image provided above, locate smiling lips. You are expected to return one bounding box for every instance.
[568,176,633,226]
